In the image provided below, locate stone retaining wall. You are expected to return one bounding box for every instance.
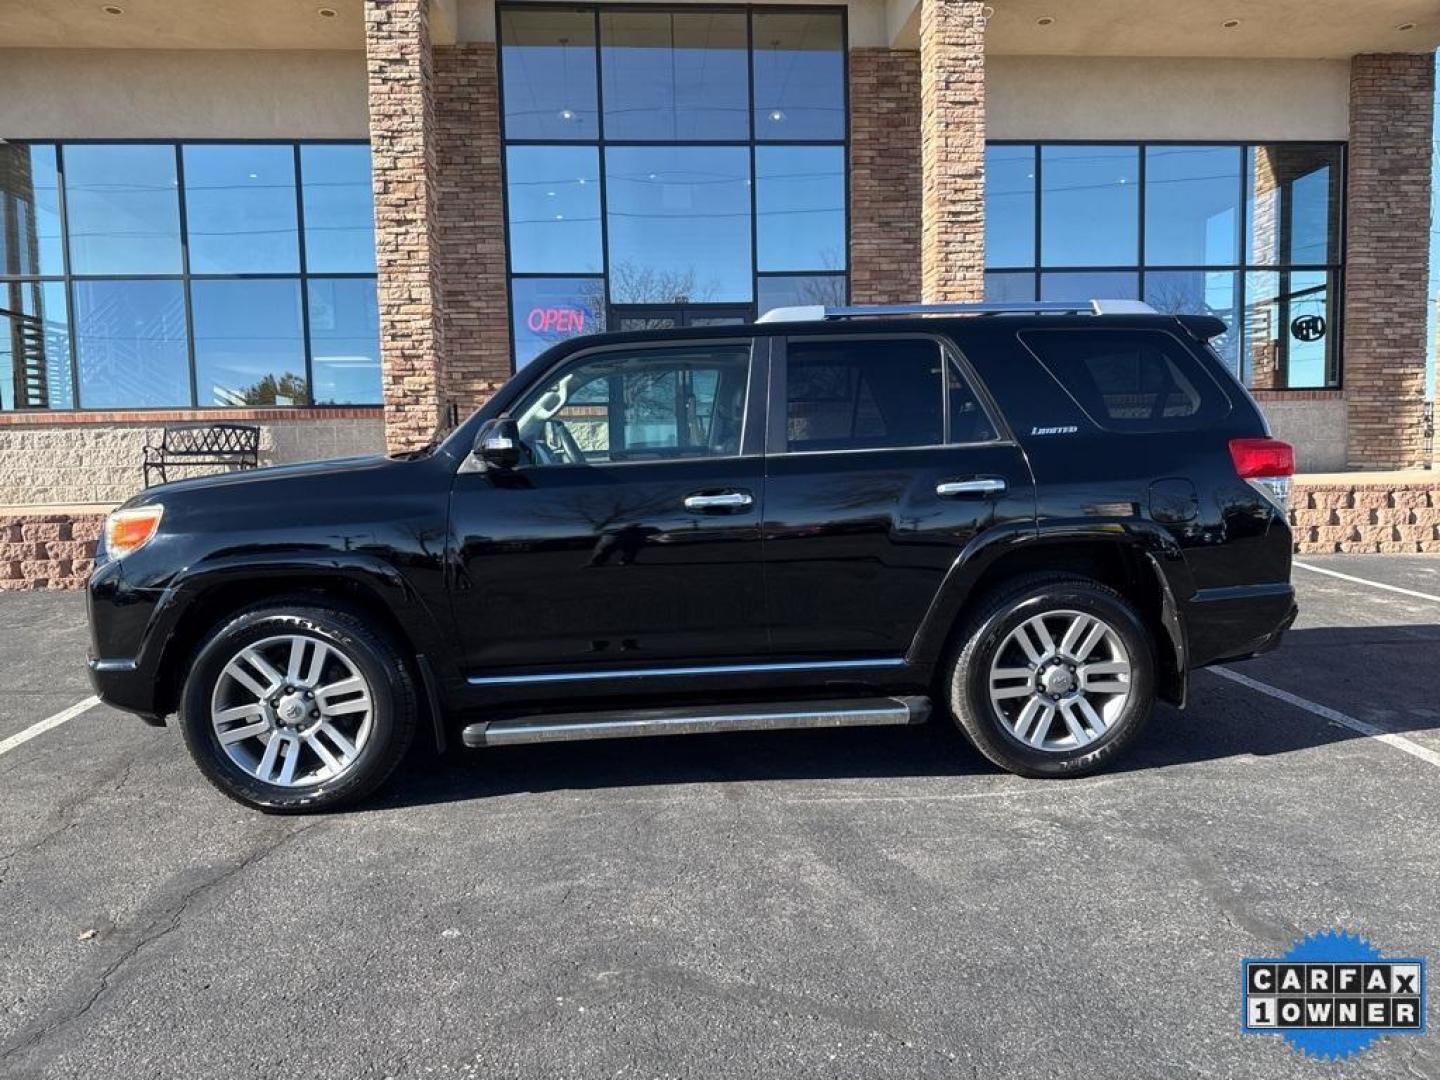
[1290,480,1440,554]
[0,509,105,591]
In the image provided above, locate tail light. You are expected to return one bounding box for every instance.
[1229,437,1294,514]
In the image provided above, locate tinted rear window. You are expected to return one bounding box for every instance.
[1019,328,1230,433]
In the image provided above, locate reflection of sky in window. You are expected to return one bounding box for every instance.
[1289,167,1332,265]
[605,147,752,301]
[184,145,299,274]
[983,271,1035,303]
[752,12,845,140]
[600,12,748,140]
[985,146,1035,268]
[756,274,846,314]
[74,279,190,407]
[1144,146,1239,266]
[756,146,844,272]
[506,146,602,273]
[1041,271,1138,302]
[501,9,598,140]
[308,278,382,404]
[192,279,306,406]
[65,144,182,275]
[1040,146,1138,267]
[1145,270,1238,372]
[301,145,376,273]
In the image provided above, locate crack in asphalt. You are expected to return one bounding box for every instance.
[0,819,325,1069]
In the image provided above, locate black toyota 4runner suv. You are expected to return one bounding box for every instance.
[88,301,1297,812]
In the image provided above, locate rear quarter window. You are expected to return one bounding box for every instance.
[1018,327,1231,434]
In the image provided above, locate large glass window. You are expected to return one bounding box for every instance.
[300,144,376,274]
[66,144,183,275]
[500,4,848,369]
[605,146,753,303]
[752,11,845,140]
[0,143,65,277]
[0,140,379,411]
[600,11,749,141]
[183,144,299,274]
[192,279,307,406]
[986,141,1344,389]
[500,8,599,141]
[505,146,602,274]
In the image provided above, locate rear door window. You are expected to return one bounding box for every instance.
[781,337,995,452]
[1019,328,1231,433]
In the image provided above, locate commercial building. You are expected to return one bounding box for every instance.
[0,0,1436,583]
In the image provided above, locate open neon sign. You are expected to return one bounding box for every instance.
[527,307,587,334]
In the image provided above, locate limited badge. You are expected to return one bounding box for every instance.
[1242,930,1426,1060]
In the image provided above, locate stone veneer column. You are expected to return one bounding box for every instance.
[849,48,921,304]
[918,0,987,303]
[434,43,512,411]
[366,0,447,454]
[1343,53,1434,470]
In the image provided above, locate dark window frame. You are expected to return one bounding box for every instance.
[0,137,379,412]
[986,139,1348,392]
[497,2,851,374]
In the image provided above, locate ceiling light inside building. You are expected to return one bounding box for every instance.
[101,4,123,14]
[1221,18,1241,29]
[317,7,337,17]
[1395,22,1416,31]
[1036,16,1055,27]
[769,110,786,122]
[559,108,575,121]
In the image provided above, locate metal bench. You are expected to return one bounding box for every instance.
[142,423,261,487]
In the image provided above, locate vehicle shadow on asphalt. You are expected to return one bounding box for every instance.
[365,624,1440,811]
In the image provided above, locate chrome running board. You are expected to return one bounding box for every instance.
[461,696,931,749]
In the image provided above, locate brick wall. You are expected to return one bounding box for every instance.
[366,0,448,455]
[1291,480,1440,554]
[435,42,512,412]
[918,0,986,303]
[0,510,104,591]
[849,48,921,305]
[1343,53,1435,470]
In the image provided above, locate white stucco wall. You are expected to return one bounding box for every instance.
[987,56,1350,142]
[0,49,368,140]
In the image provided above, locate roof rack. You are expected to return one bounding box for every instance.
[754,299,1157,324]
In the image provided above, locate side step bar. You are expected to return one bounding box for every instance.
[461,696,931,749]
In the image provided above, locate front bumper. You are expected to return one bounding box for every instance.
[87,656,167,725]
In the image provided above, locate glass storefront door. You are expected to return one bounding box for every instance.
[612,305,752,331]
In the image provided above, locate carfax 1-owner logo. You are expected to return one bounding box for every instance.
[1242,930,1428,1060]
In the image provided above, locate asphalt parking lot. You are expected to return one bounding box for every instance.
[2,554,1438,1079]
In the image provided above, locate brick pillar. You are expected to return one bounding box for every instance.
[849,48,921,305]
[918,0,986,303]
[434,43,512,411]
[1343,53,1434,470]
[366,0,447,454]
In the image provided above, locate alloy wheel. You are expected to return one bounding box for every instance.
[209,633,375,788]
[987,609,1133,752]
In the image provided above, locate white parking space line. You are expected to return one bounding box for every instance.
[1210,667,1440,770]
[0,696,102,758]
[1294,560,1440,604]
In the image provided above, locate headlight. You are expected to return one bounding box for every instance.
[104,505,164,559]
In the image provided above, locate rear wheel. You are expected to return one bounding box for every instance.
[946,576,1155,778]
[178,601,417,812]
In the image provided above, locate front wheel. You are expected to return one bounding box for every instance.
[946,576,1156,778]
[178,601,418,812]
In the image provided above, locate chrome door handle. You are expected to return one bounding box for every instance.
[684,491,754,512]
[937,478,1007,498]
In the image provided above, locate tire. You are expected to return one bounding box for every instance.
[178,599,418,813]
[945,574,1155,779]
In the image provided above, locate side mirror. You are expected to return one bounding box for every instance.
[473,416,521,470]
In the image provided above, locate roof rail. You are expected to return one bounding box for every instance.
[754,299,1157,324]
